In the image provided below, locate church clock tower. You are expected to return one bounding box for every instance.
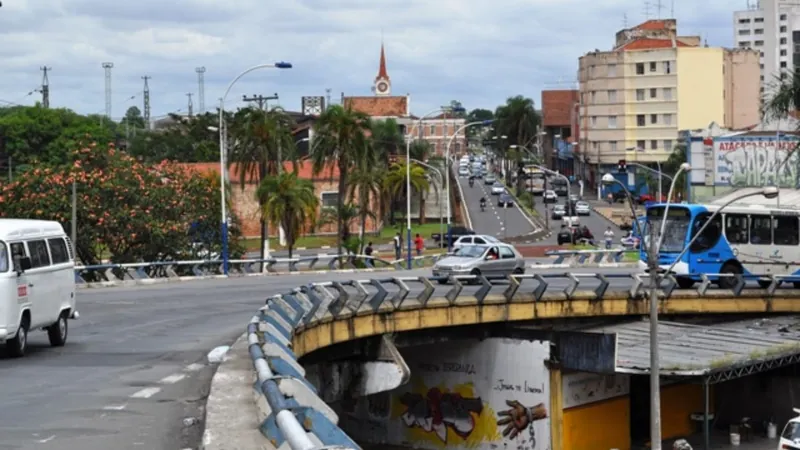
[374,43,391,96]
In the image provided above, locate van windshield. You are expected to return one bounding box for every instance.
[0,242,7,272]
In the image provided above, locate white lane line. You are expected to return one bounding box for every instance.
[103,404,127,410]
[160,373,186,384]
[130,387,161,399]
[37,435,56,443]
[185,363,205,372]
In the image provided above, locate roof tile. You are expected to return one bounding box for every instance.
[620,38,690,51]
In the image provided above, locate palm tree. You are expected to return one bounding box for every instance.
[384,160,430,225]
[348,158,383,249]
[310,104,371,255]
[317,203,361,253]
[370,118,405,165]
[765,73,800,186]
[495,95,541,189]
[409,140,435,224]
[255,172,318,258]
[228,106,296,262]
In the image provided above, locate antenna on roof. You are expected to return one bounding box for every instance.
[670,0,674,18]
[623,12,628,28]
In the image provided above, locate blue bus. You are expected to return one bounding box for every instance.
[640,203,800,289]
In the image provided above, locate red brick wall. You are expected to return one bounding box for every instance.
[542,90,579,127]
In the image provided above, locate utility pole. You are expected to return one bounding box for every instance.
[195,67,206,114]
[40,66,51,108]
[102,62,113,119]
[242,93,278,110]
[142,76,151,130]
[325,88,331,110]
[187,93,194,117]
[71,181,77,260]
[647,221,662,450]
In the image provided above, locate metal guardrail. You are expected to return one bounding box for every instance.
[73,253,448,284]
[249,270,800,448]
[542,248,638,268]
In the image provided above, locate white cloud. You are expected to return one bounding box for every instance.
[0,0,738,119]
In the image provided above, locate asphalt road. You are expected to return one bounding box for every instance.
[533,191,622,246]
[456,174,537,238]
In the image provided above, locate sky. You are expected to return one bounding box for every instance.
[0,0,743,120]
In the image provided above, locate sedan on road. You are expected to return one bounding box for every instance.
[575,201,590,216]
[544,190,558,203]
[497,193,514,208]
[569,194,580,203]
[491,182,506,195]
[458,167,470,177]
[484,174,497,185]
[551,204,566,220]
[432,243,526,284]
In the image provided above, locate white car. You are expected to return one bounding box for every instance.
[780,408,800,449]
[458,167,470,177]
[544,190,558,203]
[575,201,590,216]
[452,234,501,250]
[491,183,506,195]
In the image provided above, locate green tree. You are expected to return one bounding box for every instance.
[409,140,435,223]
[311,104,371,255]
[663,143,688,200]
[127,111,221,163]
[255,171,319,258]
[369,118,404,165]
[465,108,494,140]
[121,106,146,131]
[448,100,466,118]
[384,160,430,225]
[494,96,541,190]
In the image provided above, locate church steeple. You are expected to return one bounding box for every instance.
[374,42,391,96]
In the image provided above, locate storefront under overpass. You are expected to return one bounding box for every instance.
[570,316,800,450]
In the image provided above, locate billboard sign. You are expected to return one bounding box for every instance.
[714,135,800,187]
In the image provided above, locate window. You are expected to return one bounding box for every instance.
[663,61,672,74]
[774,216,800,245]
[663,139,673,150]
[649,61,657,72]
[739,29,751,35]
[27,240,50,268]
[636,89,645,101]
[781,49,788,56]
[636,140,646,150]
[663,114,672,125]
[0,242,7,273]
[609,141,617,151]
[761,64,765,69]
[321,192,339,209]
[755,28,764,35]
[780,26,787,33]
[690,212,722,253]
[608,90,617,102]
[738,18,750,24]
[608,64,617,77]
[650,140,658,150]
[781,37,788,45]
[429,125,435,135]
[739,41,750,48]
[608,116,617,128]
[750,215,772,244]
[589,65,595,76]
[47,238,69,264]
[636,63,645,75]
[499,246,515,259]
[782,61,788,68]
[755,40,764,46]
[473,237,486,244]
[650,88,657,98]
[663,87,672,100]
[443,124,448,136]
[592,141,598,151]
[781,14,787,20]
[725,214,749,244]
[755,17,763,23]
[650,114,658,124]
[637,115,646,126]
[591,116,597,126]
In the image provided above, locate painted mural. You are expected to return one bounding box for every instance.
[339,338,552,450]
[713,136,800,187]
[562,372,630,409]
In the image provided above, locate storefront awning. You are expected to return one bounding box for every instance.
[582,316,800,384]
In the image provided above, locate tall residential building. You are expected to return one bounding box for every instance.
[577,19,760,184]
[733,0,799,93]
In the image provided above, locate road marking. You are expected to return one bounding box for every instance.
[160,373,186,384]
[130,387,161,399]
[185,363,205,372]
[103,404,127,410]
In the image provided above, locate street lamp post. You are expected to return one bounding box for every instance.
[406,107,465,269]
[217,62,291,275]
[411,159,445,246]
[444,120,494,250]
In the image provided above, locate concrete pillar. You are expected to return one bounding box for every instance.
[549,365,564,450]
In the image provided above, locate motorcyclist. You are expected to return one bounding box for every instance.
[480,196,486,211]
[469,176,474,187]
[581,226,596,246]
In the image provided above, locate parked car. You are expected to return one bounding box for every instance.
[491,182,506,195]
[498,193,514,208]
[551,204,566,220]
[779,408,800,450]
[432,243,526,284]
[575,201,590,216]
[431,226,475,248]
[485,174,497,185]
[544,190,558,203]
[452,234,501,250]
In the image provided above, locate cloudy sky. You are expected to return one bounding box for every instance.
[0,0,740,120]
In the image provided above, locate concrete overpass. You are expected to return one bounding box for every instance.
[249,273,800,450]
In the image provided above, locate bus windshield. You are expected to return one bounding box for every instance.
[646,206,692,253]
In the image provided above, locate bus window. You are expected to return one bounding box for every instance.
[773,216,799,246]
[750,215,772,245]
[690,212,722,253]
[725,214,749,244]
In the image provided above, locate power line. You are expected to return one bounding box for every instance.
[242,93,278,110]
[40,66,51,108]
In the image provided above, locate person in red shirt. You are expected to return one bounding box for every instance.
[414,234,424,256]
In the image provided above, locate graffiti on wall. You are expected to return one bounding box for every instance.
[714,137,800,187]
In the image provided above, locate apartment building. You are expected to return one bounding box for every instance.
[734,0,800,92]
[577,19,760,183]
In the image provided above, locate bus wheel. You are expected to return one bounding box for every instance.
[676,277,695,289]
[718,263,742,290]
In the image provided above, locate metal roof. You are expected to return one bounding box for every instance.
[710,187,800,210]
[583,317,800,377]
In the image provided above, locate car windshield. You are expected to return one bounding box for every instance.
[453,245,486,258]
[645,206,691,253]
[554,205,565,211]
[783,421,800,441]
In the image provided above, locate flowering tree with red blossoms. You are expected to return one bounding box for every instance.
[0,141,241,264]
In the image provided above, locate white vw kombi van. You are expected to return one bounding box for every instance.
[0,219,78,357]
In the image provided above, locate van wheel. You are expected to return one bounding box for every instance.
[47,313,68,347]
[7,316,28,358]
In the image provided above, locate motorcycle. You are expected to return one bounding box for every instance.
[469,179,474,188]
[480,200,486,212]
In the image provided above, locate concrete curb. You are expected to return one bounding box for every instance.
[202,333,269,450]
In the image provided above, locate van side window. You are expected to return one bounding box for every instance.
[27,240,51,268]
[0,242,8,272]
[47,238,69,264]
[10,242,25,272]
